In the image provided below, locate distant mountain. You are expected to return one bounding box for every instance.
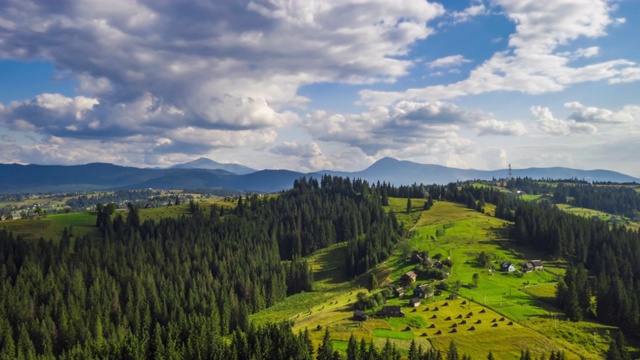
[0,158,637,194]
[171,157,255,175]
[341,157,640,185]
[319,157,639,185]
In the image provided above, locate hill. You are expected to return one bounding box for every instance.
[170,157,256,175]
[0,158,637,194]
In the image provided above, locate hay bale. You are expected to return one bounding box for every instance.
[468,326,476,331]
[499,317,505,321]
[445,316,452,321]
[467,312,473,317]
[492,323,498,327]
[430,314,438,319]
[435,330,442,335]
[475,320,482,324]
[404,326,412,331]
[433,307,439,311]
[456,314,463,319]
[412,309,417,313]
[461,300,467,305]
[491,318,496,323]
[459,320,467,325]
[442,302,449,306]
[421,332,428,337]
[428,324,436,328]
[450,323,458,328]
[424,307,430,311]
[507,321,513,325]
[479,309,486,313]
[450,328,458,333]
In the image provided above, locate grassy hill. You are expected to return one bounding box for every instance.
[250,199,623,358]
[2,193,630,357]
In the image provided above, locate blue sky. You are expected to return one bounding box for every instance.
[1,0,639,177]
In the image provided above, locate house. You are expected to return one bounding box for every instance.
[531,260,543,271]
[500,262,516,272]
[409,297,421,307]
[353,310,368,321]
[377,306,405,318]
[414,284,434,299]
[521,262,534,273]
[10,211,22,220]
[411,251,424,263]
[401,271,417,284]
[395,287,405,298]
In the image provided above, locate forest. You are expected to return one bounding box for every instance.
[0,175,401,358]
[0,176,638,358]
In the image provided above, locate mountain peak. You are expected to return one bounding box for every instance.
[171,158,255,175]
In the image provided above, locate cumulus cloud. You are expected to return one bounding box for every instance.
[0,0,445,164]
[565,102,636,124]
[303,101,523,156]
[451,2,488,24]
[531,106,597,135]
[427,55,471,69]
[360,0,637,105]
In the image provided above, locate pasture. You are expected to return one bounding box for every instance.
[1,211,98,242]
[267,200,616,358]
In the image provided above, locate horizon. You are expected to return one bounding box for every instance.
[3,156,638,180]
[1,1,639,178]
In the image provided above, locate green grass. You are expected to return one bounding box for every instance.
[2,212,98,242]
[278,200,619,359]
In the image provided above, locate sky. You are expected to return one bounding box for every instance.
[0,0,639,177]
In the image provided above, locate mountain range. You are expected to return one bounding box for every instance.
[0,157,637,194]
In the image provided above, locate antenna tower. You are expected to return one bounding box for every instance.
[508,164,512,179]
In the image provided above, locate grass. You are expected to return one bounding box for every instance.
[2,212,98,242]
[266,200,619,359]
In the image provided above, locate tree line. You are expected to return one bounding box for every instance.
[0,175,402,358]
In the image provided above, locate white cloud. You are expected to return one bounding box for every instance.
[451,2,488,24]
[303,101,524,157]
[427,55,471,69]
[0,0,445,164]
[360,0,637,105]
[564,102,636,124]
[531,106,597,135]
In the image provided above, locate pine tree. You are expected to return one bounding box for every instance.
[447,340,459,360]
[346,334,359,360]
[408,339,419,360]
[317,329,333,360]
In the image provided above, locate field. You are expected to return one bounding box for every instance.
[257,200,619,358]
[3,194,629,357]
[1,212,98,241]
[556,204,640,230]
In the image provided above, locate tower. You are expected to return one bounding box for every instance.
[508,164,512,179]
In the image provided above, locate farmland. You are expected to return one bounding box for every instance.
[252,200,620,358]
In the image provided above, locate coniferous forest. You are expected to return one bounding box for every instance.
[0,175,403,358]
[1,176,639,358]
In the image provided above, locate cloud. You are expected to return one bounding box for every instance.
[564,102,636,124]
[303,101,523,156]
[451,2,488,24]
[360,0,637,105]
[0,0,445,164]
[427,55,471,69]
[530,106,597,135]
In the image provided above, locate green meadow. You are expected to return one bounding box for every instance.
[3,194,627,357]
[258,199,618,358]
[2,212,98,242]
